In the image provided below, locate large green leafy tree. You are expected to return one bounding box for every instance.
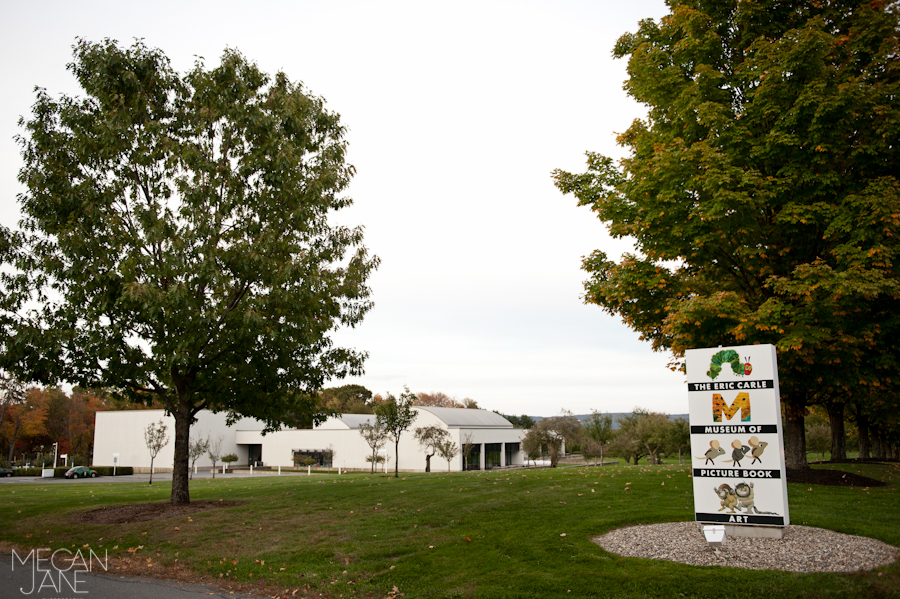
[554,0,900,468]
[321,384,374,414]
[0,39,379,502]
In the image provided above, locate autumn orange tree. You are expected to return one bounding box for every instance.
[554,0,900,468]
[1,387,48,463]
[0,382,106,465]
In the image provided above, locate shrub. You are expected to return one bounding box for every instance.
[13,468,42,477]
[14,467,67,477]
[91,466,133,476]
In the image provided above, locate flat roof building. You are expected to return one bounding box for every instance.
[93,407,526,473]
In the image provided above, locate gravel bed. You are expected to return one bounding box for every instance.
[594,522,898,572]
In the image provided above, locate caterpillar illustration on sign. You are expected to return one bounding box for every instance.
[706,350,746,379]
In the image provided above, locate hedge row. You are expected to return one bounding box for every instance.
[92,466,133,476]
[13,467,67,477]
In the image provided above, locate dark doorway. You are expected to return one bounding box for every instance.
[248,444,262,466]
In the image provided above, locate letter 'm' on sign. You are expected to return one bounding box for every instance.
[712,392,751,422]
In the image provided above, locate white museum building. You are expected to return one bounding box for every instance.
[93,407,527,473]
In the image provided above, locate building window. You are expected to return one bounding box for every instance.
[464,444,480,471]
[505,443,519,466]
[484,443,501,470]
[293,449,333,468]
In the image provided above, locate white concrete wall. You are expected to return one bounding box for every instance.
[93,410,262,470]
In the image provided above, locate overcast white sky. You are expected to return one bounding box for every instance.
[0,0,689,417]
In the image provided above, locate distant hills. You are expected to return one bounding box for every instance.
[528,412,689,429]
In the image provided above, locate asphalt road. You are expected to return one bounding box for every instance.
[1,551,268,599]
[0,469,316,485]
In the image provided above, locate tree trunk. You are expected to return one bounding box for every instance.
[871,427,883,459]
[856,408,870,459]
[425,452,432,472]
[826,402,846,461]
[149,456,154,485]
[171,402,192,504]
[6,417,21,463]
[784,403,807,469]
[643,444,655,465]
[6,433,15,463]
[394,439,400,477]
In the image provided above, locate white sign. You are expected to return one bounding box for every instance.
[686,344,790,527]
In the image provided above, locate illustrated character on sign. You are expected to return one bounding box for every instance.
[706,349,743,379]
[734,482,777,515]
[743,356,752,376]
[696,440,726,465]
[714,484,738,513]
[725,439,751,467]
[747,436,768,465]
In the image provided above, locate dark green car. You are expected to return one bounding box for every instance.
[64,466,97,479]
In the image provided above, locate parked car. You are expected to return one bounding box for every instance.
[0,467,13,477]
[64,466,97,479]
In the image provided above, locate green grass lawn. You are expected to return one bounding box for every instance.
[2,463,898,598]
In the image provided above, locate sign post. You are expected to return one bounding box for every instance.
[687,344,789,537]
[113,453,119,476]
